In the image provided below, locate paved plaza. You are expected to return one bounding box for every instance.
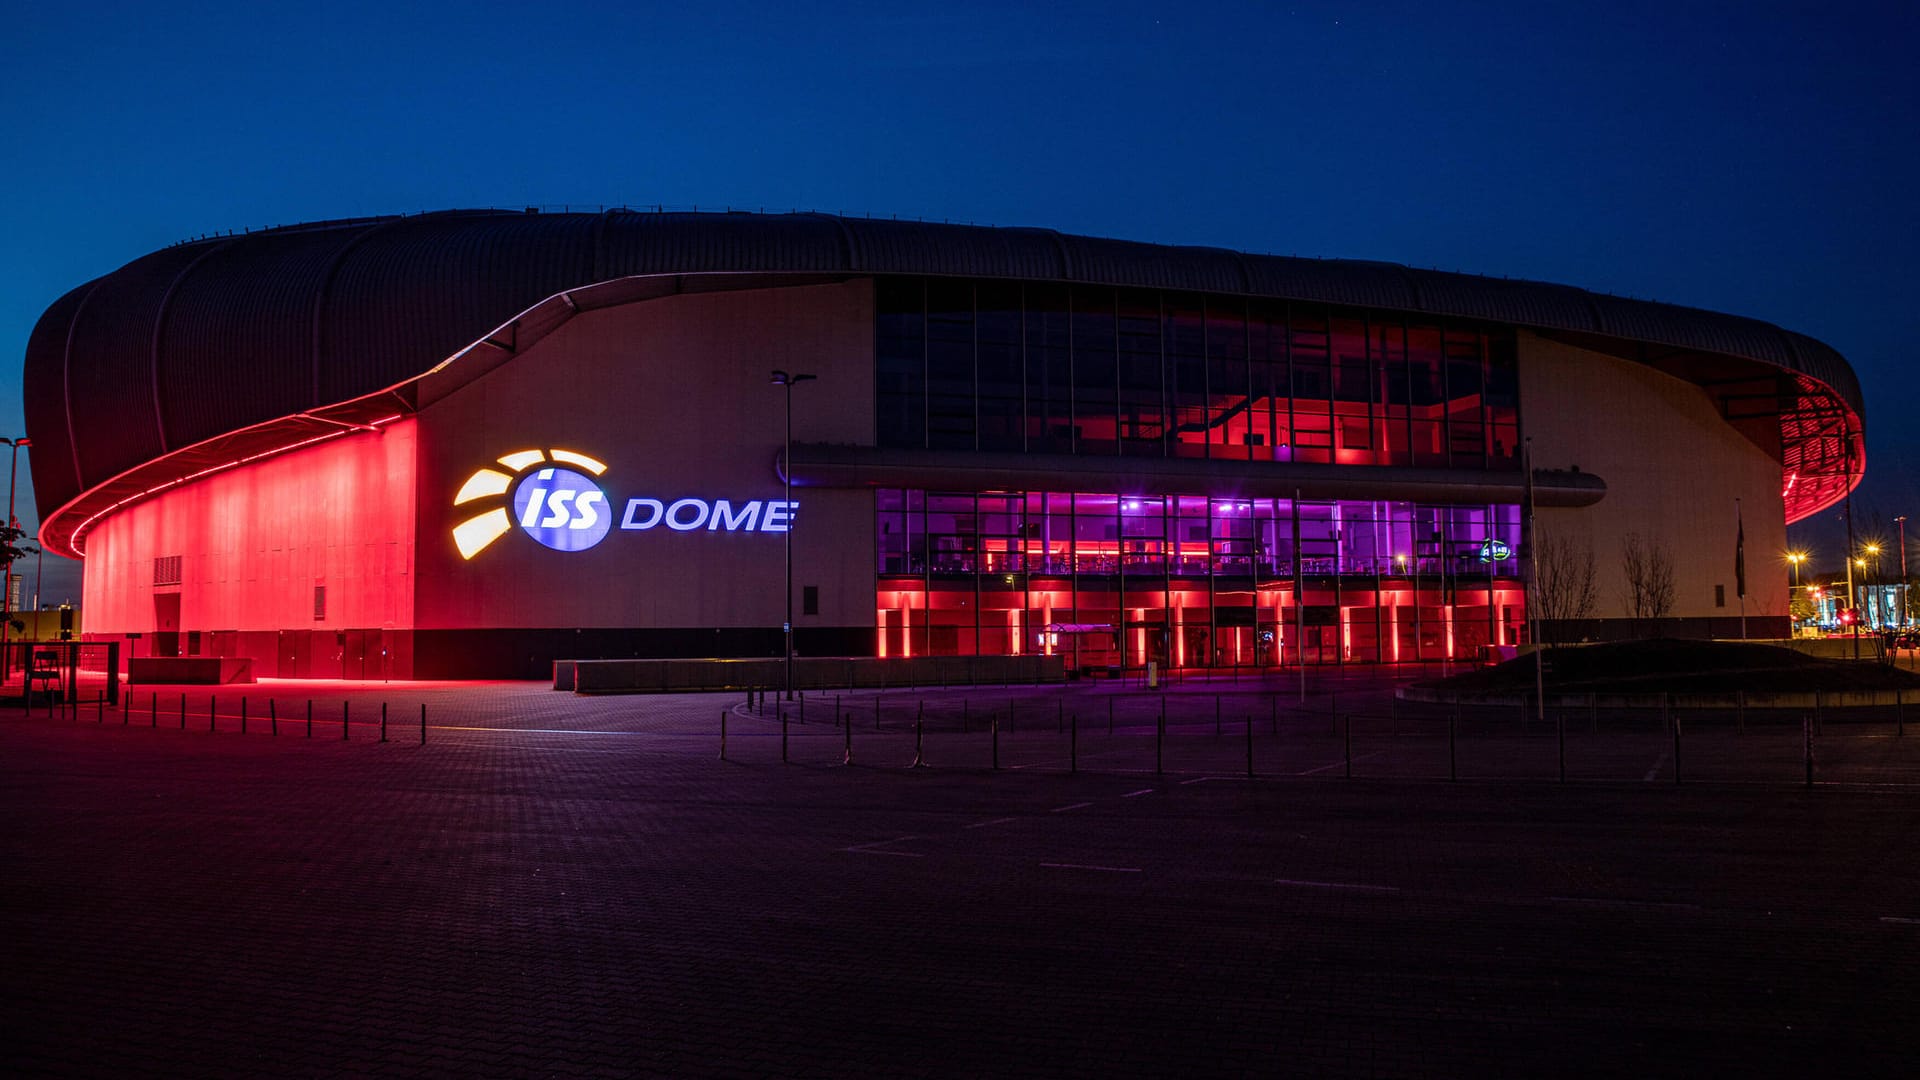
[5,678,1920,1077]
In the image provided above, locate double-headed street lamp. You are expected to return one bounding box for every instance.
[1786,551,1808,634]
[770,370,815,700]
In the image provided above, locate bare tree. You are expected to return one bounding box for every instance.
[1534,526,1599,642]
[1622,531,1676,635]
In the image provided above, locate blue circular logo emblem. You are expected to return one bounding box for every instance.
[513,467,612,552]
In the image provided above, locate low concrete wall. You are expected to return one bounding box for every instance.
[563,654,1066,694]
[129,657,255,685]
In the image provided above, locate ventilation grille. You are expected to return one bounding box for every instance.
[153,555,182,586]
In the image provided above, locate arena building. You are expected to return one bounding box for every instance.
[23,210,1864,679]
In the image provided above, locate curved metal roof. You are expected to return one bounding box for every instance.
[23,209,1865,557]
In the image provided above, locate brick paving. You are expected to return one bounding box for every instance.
[4,680,1920,1077]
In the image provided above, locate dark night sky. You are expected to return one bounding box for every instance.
[3,1,1914,604]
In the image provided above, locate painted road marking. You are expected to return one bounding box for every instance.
[1551,896,1702,912]
[1041,862,1141,873]
[1879,916,1920,925]
[843,836,924,857]
[1274,878,1401,893]
[1295,752,1387,776]
[1643,751,1672,782]
[1121,789,1155,798]
[964,817,1020,830]
[1051,802,1093,813]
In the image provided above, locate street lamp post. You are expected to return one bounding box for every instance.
[1897,516,1910,629]
[1,437,30,678]
[1787,552,1807,636]
[770,370,815,700]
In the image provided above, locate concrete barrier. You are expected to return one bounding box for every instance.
[128,657,255,685]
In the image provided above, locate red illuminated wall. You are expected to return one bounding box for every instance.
[80,420,417,673]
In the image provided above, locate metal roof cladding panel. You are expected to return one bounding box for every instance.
[597,211,848,278]
[1401,269,1599,333]
[1587,293,1797,367]
[158,227,369,450]
[318,211,593,404]
[1241,254,1419,311]
[839,218,1064,280]
[62,242,210,488]
[22,281,94,509]
[1057,235,1249,293]
[1782,331,1865,420]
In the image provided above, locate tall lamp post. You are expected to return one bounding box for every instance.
[1897,516,1910,629]
[1,436,30,677]
[1787,551,1807,636]
[770,370,815,700]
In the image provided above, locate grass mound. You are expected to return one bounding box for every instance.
[1425,638,1920,695]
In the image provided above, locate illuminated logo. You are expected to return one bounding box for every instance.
[1478,539,1513,563]
[452,447,797,560]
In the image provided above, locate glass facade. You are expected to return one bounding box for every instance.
[873,277,1527,670]
[876,490,1525,670]
[876,277,1521,468]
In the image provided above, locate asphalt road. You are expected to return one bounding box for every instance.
[4,682,1918,1077]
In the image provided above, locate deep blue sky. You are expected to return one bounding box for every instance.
[3,1,1915,603]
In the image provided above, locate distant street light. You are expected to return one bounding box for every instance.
[1,436,30,675]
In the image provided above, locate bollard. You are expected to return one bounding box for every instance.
[124,692,130,723]
[842,709,853,764]
[912,717,924,768]
[343,701,350,741]
[1071,714,1078,774]
[1344,714,1352,779]
[271,699,278,737]
[1737,690,1746,736]
[1672,715,1682,785]
[1215,694,1221,736]
[241,697,248,735]
[992,715,1000,770]
[1156,709,1165,775]
[98,694,104,724]
[210,695,217,733]
[1244,713,1253,778]
[1899,689,1906,738]
[781,705,788,763]
[1663,692,1674,736]
[180,693,186,730]
[720,709,728,760]
[1449,711,1457,782]
[306,699,313,738]
[381,702,388,743]
[1804,714,1814,787]
[420,703,426,745]
[152,692,157,727]
[799,694,805,724]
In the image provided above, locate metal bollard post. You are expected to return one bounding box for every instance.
[420,703,426,745]
[102,694,107,725]
[1898,689,1906,738]
[179,693,186,730]
[152,692,157,727]
[1071,714,1078,774]
[271,699,277,737]
[992,715,1000,770]
[380,702,388,743]
[306,700,313,738]
[211,695,219,733]
[913,717,924,768]
[720,709,728,760]
[842,711,853,765]
[241,697,247,735]
[1156,709,1165,775]
[343,701,350,741]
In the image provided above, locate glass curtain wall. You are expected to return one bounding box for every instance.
[876,490,1524,670]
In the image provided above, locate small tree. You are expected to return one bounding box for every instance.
[0,521,37,633]
[1622,531,1676,635]
[1534,526,1599,642]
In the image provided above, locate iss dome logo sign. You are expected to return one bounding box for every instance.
[452,448,796,560]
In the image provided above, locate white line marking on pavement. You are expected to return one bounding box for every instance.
[843,835,922,857]
[1121,789,1155,798]
[964,817,1021,829]
[1879,916,1920,925]
[1551,896,1702,912]
[1295,752,1387,776]
[1643,751,1671,782]
[1041,862,1141,873]
[1274,878,1401,893]
[1051,802,1093,813]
